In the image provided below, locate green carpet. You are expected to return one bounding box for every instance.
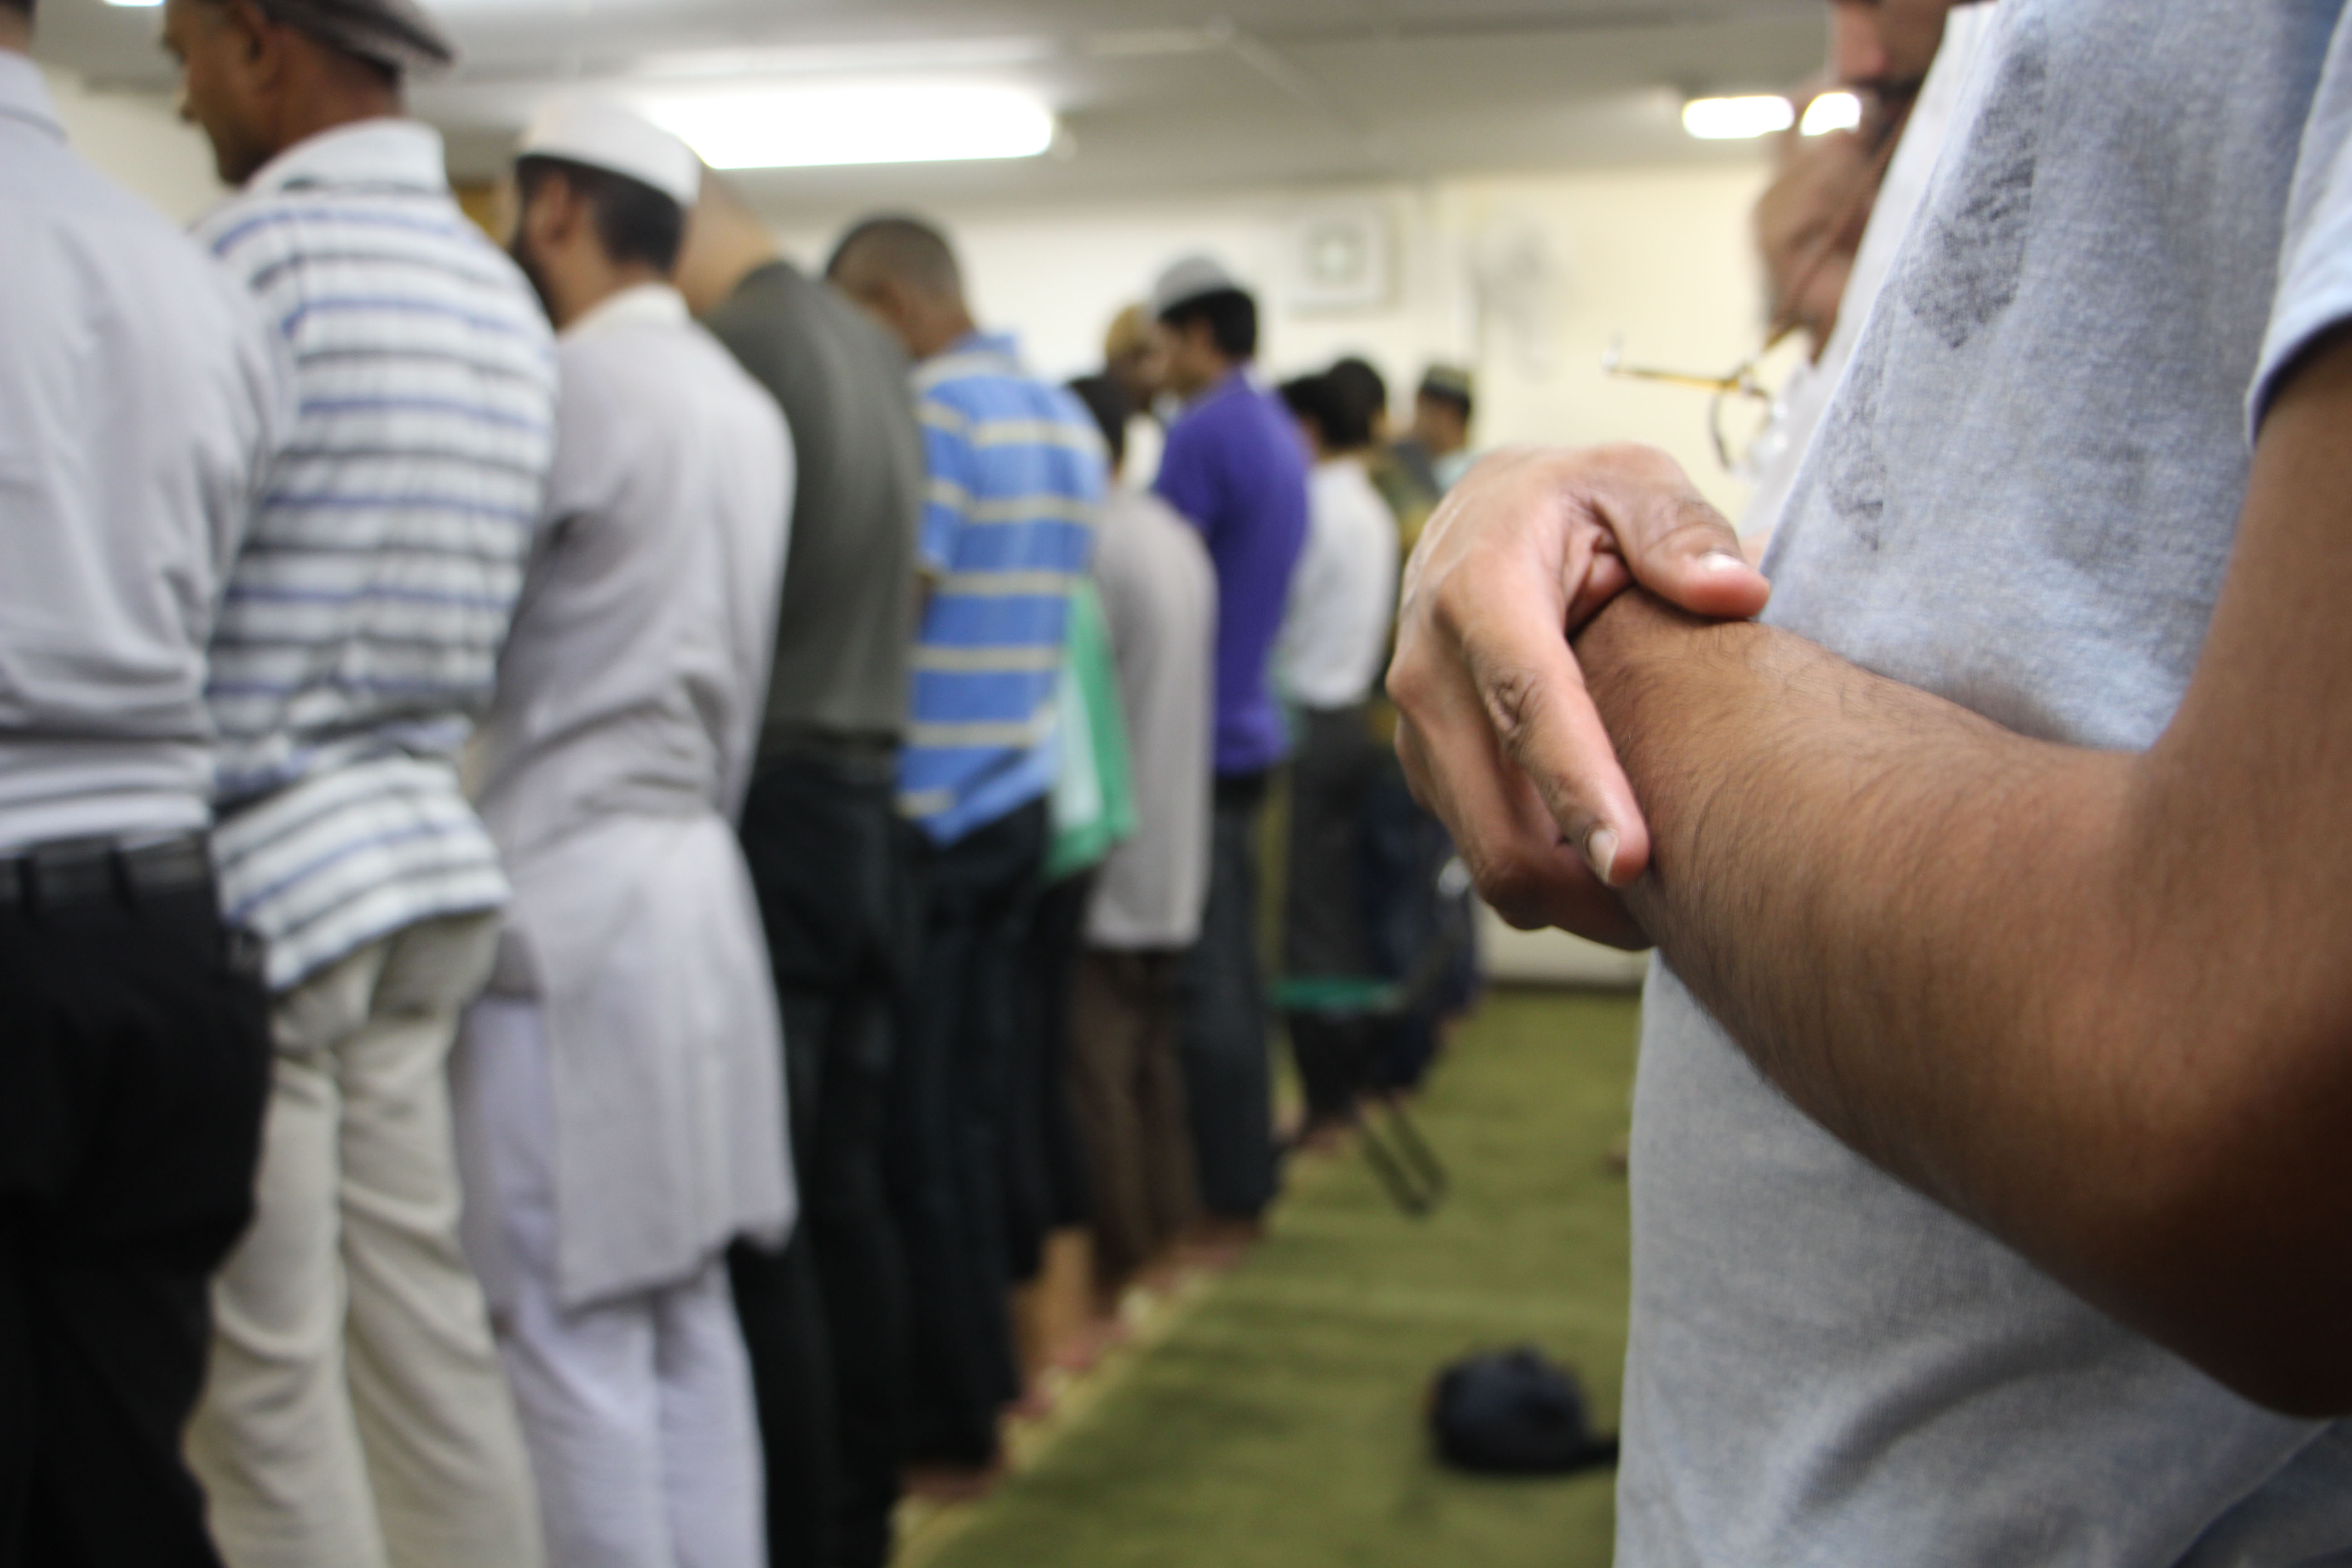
[929,987,1641,1568]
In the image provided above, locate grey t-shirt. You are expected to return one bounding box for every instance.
[1087,485,1217,951]
[1624,4,2352,1564]
[703,260,925,751]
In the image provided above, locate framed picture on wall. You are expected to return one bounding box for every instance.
[1284,202,1395,315]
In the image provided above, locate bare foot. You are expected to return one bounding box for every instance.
[1177,1215,1264,1272]
[1291,1116,1357,1157]
[1136,1254,1188,1296]
[1053,1312,1132,1374]
[902,1457,1005,1503]
[1007,1380,1059,1422]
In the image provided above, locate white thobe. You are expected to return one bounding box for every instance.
[452,282,794,1566]
[458,283,797,1314]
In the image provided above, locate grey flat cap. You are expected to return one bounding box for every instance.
[1151,254,1244,319]
[258,0,456,74]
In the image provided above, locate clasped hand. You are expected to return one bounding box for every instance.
[1386,444,1772,948]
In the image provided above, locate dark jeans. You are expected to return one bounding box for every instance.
[1181,772,1279,1219]
[889,800,1049,1465]
[733,754,911,1568]
[1361,755,1478,1092]
[0,865,270,1568]
[1003,872,1093,1284]
[1284,705,1384,1122]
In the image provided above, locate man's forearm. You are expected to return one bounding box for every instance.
[1575,594,2350,1410]
[1582,598,2131,1218]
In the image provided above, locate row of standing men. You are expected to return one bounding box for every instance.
[0,0,1475,1562]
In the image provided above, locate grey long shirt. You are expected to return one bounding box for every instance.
[702,259,925,754]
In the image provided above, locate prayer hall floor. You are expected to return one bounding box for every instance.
[898,985,1639,1568]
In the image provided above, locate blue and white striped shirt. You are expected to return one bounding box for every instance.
[899,333,1104,845]
[197,119,557,990]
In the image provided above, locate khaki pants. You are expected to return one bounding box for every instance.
[188,912,544,1568]
[1068,948,1199,1289]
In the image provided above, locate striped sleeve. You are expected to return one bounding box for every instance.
[918,392,976,574]
[191,179,556,987]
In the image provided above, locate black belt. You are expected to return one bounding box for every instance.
[758,730,900,783]
[0,833,216,911]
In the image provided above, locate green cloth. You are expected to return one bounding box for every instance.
[1273,975,1403,1015]
[1046,581,1138,882]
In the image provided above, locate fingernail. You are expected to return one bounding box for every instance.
[1584,825,1621,887]
[1698,550,1750,573]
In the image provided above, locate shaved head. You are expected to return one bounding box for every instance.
[824,213,976,362]
[675,169,781,317]
[826,215,965,304]
[697,169,758,227]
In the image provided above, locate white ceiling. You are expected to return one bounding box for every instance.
[37,0,1827,206]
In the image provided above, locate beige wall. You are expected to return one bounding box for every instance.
[38,66,223,224]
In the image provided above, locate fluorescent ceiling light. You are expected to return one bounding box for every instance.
[1801,91,1863,136]
[638,39,1056,82]
[1682,94,1795,141]
[103,0,163,8]
[634,81,1056,170]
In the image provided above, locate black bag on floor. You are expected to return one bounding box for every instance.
[1429,1347,1620,1475]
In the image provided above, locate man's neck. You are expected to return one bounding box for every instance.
[1188,357,1244,401]
[914,304,979,362]
[555,261,667,332]
[256,69,402,173]
[0,15,32,55]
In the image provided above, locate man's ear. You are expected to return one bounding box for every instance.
[539,175,586,249]
[523,173,590,260]
[220,0,283,86]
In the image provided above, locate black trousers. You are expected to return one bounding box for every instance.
[1181,772,1279,1219]
[732,755,912,1568]
[889,800,1048,1465]
[1002,871,1093,1285]
[1284,705,1386,1124]
[1361,754,1477,1092]
[0,868,270,1568]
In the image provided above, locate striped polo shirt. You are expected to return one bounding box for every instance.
[196,119,557,991]
[900,333,1105,846]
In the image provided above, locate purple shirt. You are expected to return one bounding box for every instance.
[1154,369,1310,777]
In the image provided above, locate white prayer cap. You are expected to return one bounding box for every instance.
[518,97,703,209]
[1151,254,1245,319]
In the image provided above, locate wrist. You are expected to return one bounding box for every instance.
[1575,590,1769,788]
[1575,590,1679,729]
